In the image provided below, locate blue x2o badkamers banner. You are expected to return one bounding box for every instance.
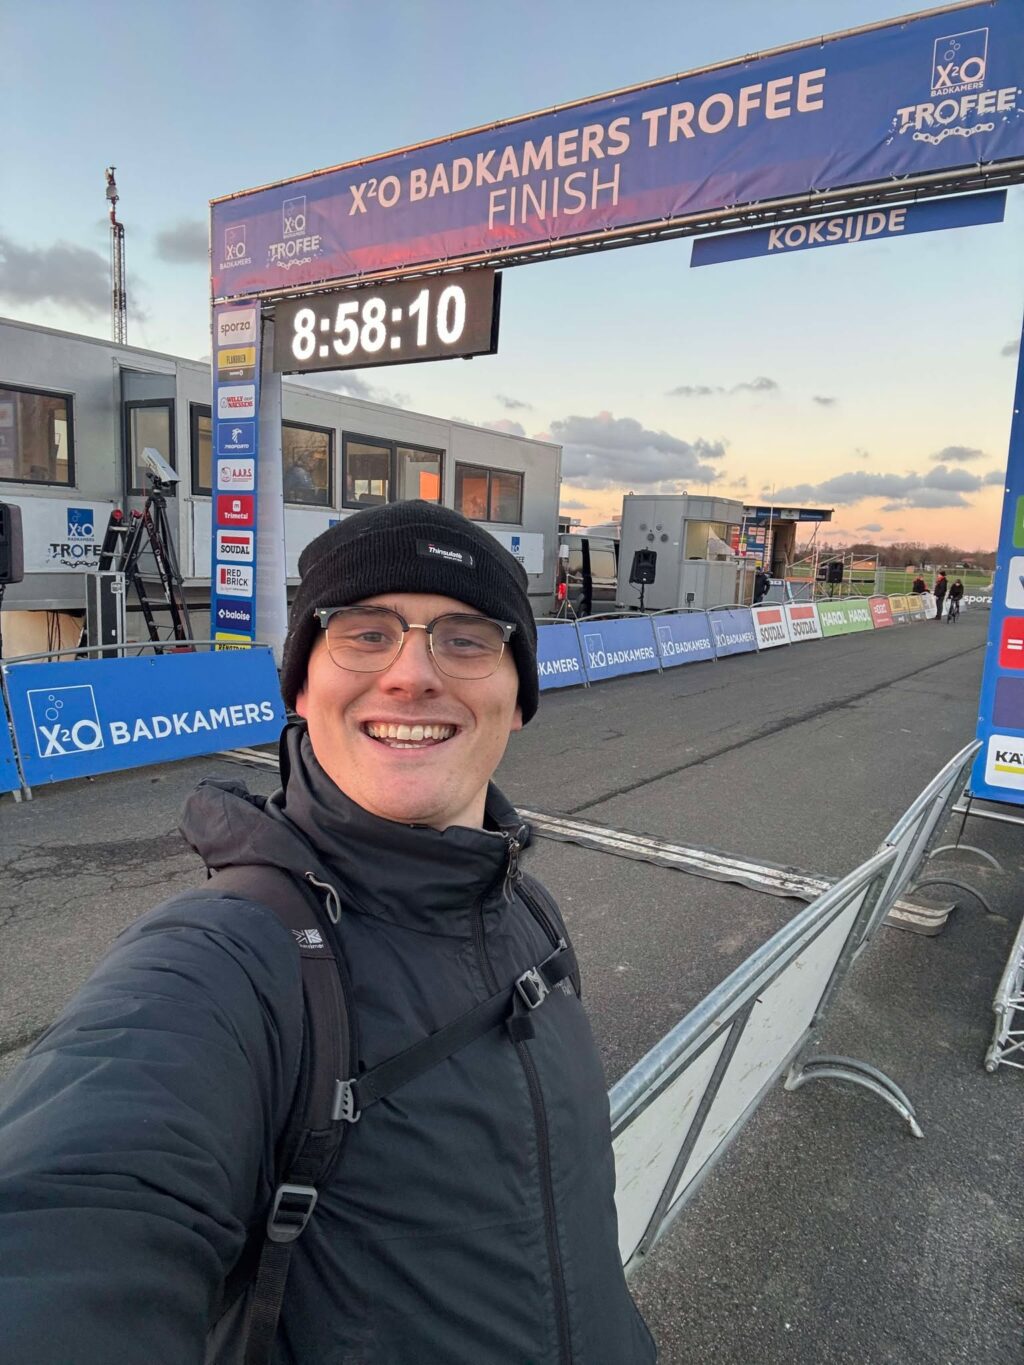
[652,613,716,668]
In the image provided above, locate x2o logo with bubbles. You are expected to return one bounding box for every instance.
[27,685,104,757]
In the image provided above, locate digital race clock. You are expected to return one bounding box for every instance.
[272,270,501,373]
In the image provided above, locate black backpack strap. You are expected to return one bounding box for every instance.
[207,865,354,1365]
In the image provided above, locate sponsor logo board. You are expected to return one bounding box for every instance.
[993,677,1024,730]
[217,385,256,420]
[216,422,256,457]
[216,530,254,562]
[869,595,895,628]
[216,308,258,347]
[1004,556,1024,610]
[27,685,104,757]
[786,602,823,640]
[216,457,255,491]
[985,734,1024,791]
[217,564,254,597]
[217,346,256,380]
[752,604,791,649]
[999,617,1024,670]
[216,494,255,527]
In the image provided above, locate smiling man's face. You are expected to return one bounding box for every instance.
[294,592,523,830]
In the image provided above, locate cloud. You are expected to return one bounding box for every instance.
[154,219,208,264]
[666,376,779,398]
[550,410,726,490]
[812,395,838,407]
[0,233,109,316]
[775,463,988,509]
[286,370,409,408]
[1002,338,1020,357]
[559,498,589,510]
[484,418,526,437]
[929,444,985,464]
[984,468,1006,485]
[857,523,884,532]
[496,394,532,411]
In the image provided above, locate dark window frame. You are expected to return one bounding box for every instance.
[454,462,524,525]
[0,381,76,487]
[283,418,335,507]
[124,396,177,495]
[341,431,444,510]
[190,402,212,495]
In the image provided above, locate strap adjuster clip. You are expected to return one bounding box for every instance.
[516,967,550,1011]
[267,1184,318,1244]
[332,1078,361,1124]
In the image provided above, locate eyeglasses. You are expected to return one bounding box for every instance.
[315,606,516,679]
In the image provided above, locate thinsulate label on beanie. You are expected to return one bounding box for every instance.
[416,540,474,568]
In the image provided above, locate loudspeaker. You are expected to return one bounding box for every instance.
[0,502,24,584]
[826,560,844,585]
[629,548,657,586]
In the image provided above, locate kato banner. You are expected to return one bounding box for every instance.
[579,617,660,683]
[709,608,757,659]
[818,601,875,637]
[652,613,716,668]
[752,604,791,649]
[2,651,286,787]
[537,622,587,691]
[211,0,1024,300]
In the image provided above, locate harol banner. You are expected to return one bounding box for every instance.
[818,600,875,637]
[3,651,285,787]
[752,604,792,650]
[690,190,1006,267]
[869,595,895,629]
[973,305,1024,805]
[579,617,660,683]
[211,1,1024,300]
[652,612,716,668]
[785,602,823,642]
[537,622,587,692]
[709,608,757,659]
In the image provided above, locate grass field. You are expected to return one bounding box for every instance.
[789,567,992,596]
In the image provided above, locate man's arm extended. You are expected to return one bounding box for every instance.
[0,896,303,1364]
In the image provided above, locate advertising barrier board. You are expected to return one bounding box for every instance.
[907,593,927,621]
[0,705,20,793]
[920,592,937,619]
[579,617,660,683]
[709,608,757,659]
[2,651,286,787]
[869,595,895,629]
[652,613,716,668]
[536,623,587,692]
[818,600,874,637]
[211,1,1024,300]
[752,604,791,649]
[785,601,823,642]
[888,593,911,623]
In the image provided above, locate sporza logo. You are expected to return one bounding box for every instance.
[27,686,104,758]
[216,308,257,347]
[283,195,307,238]
[931,28,987,95]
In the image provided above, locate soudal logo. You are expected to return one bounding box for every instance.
[216,308,257,346]
[217,385,256,419]
[216,457,255,491]
[216,530,254,562]
[216,494,255,527]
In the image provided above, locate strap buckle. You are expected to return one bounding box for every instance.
[332,1078,361,1124]
[267,1184,318,1244]
[515,967,550,1011]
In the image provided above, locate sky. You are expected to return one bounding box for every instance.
[2,0,1022,551]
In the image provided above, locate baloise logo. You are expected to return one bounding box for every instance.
[26,685,104,758]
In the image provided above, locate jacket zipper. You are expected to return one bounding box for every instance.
[471,882,573,1365]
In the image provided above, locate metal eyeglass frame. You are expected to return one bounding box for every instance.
[313,605,516,677]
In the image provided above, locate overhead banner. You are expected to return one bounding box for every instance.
[579,618,660,683]
[210,303,261,648]
[752,604,791,650]
[652,612,716,668]
[690,189,1006,267]
[2,652,286,787]
[211,0,1024,300]
[973,307,1024,805]
[536,622,587,691]
[709,608,757,659]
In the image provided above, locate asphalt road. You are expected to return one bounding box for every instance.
[2,607,1022,1363]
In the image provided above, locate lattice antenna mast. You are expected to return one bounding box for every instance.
[105,167,127,344]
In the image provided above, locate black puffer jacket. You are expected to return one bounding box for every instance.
[0,726,655,1364]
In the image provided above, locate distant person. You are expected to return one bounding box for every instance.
[753,563,771,605]
[947,577,964,621]
[912,575,926,595]
[283,454,316,503]
[933,571,948,620]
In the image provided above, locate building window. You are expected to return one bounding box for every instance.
[283,421,332,506]
[0,384,74,485]
[190,404,212,495]
[125,398,176,494]
[455,464,523,524]
[342,434,443,509]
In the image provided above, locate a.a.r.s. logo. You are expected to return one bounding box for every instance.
[932,28,988,95]
[26,685,104,758]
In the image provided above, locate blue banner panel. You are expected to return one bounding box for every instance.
[0,703,21,793]
[973,303,1024,805]
[579,618,660,683]
[709,608,758,659]
[652,613,716,668]
[4,651,286,787]
[691,189,1006,266]
[537,623,587,691]
[211,1,1024,300]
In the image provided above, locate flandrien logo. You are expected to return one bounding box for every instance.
[896,24,1017,145]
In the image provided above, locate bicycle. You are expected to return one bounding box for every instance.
[946,597,960,624]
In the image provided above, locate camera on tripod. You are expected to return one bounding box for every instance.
[141,446,179,489]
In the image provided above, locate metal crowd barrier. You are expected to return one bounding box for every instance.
[985,914,1024,1074]
[609,741,980,1275]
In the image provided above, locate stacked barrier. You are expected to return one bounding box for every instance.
[610,739,980,1274]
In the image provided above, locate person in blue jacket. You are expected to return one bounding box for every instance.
[0,500,656,1365]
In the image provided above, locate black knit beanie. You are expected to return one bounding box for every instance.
[281,501,539,723]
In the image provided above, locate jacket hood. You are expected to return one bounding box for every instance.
[180,723,532,935]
